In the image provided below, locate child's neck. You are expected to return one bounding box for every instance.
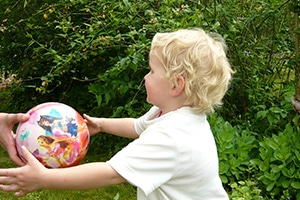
[157,110,163,118]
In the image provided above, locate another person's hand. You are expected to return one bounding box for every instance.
[0,146,46,197]
[83,114,102,136]
[0,113,30,166]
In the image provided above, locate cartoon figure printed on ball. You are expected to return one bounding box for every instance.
[33,109,87,167]
[36,134,86,168]
[37,109,78,137]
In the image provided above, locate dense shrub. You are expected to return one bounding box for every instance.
[210,112,300,199]
[209,113,258,185]
[253,123,300,199]
[1,0,299,198]
[1,0,296,117]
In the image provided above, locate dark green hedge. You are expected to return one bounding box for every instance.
[1,0,299,198]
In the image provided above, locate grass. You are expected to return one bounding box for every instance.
[0,148,136,200]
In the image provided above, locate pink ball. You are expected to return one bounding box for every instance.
[16,102,90,168]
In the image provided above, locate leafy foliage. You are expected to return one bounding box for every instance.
[229,180,262,200]
[209,113,258,185]
[252,123,300,198]
[0,0,299,199]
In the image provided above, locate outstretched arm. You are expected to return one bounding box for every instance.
[83,114,139,139]
[0,146,126,197]
[0,113,30,166]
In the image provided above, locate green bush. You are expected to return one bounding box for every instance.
[229,180,262,200]
[211,112,300,199]
[1,0,296,118]
[252,123,300,199]
[209,113,258,185]
[1,0,299,198]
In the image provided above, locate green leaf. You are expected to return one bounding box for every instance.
[28,40,35,47]
[26,32,33,38]
[264,172,279,181]
[113,192,120,200]
[123,0,131,7]
[258,162,268,171]
[220,175,228,184]
[105,93,110,105]
[24,0,28,8]
[270,164,282,173]
[120,57,130,68]
[257,110,267,118]
[291,181,300,189]
[95,95,102,107]
[219,163,230,174]
[297,192,300,200]
[266,182,275,191]
[277,178,290,189]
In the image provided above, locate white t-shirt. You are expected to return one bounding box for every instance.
[107,106,228,200]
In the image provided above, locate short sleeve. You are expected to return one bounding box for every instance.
[134,106,160,135]
[107,125,177,196]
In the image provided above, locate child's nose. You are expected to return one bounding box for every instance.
[144,72,150,80]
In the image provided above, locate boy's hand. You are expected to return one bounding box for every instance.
[0,146,46,197]
[83,114,102,136]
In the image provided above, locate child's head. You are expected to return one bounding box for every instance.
[150,28,233,114]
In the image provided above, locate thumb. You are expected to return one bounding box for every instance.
[21,146,35,163]
[83,114,92,123]
[83,113,90,120]
[7,113,30,126]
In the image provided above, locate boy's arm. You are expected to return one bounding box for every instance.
[0,146,126,197]
[43,162,125,190]
[84,114,139,139]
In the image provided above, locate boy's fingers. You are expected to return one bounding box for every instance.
[83,114,91,121]
[0,167,21,179]
[15,189,28,197]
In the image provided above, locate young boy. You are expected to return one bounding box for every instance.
[0,28,233,199]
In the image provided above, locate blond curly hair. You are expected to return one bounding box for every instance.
[150,28,234,114]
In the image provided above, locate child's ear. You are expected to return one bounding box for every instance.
[170,75,185,96]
